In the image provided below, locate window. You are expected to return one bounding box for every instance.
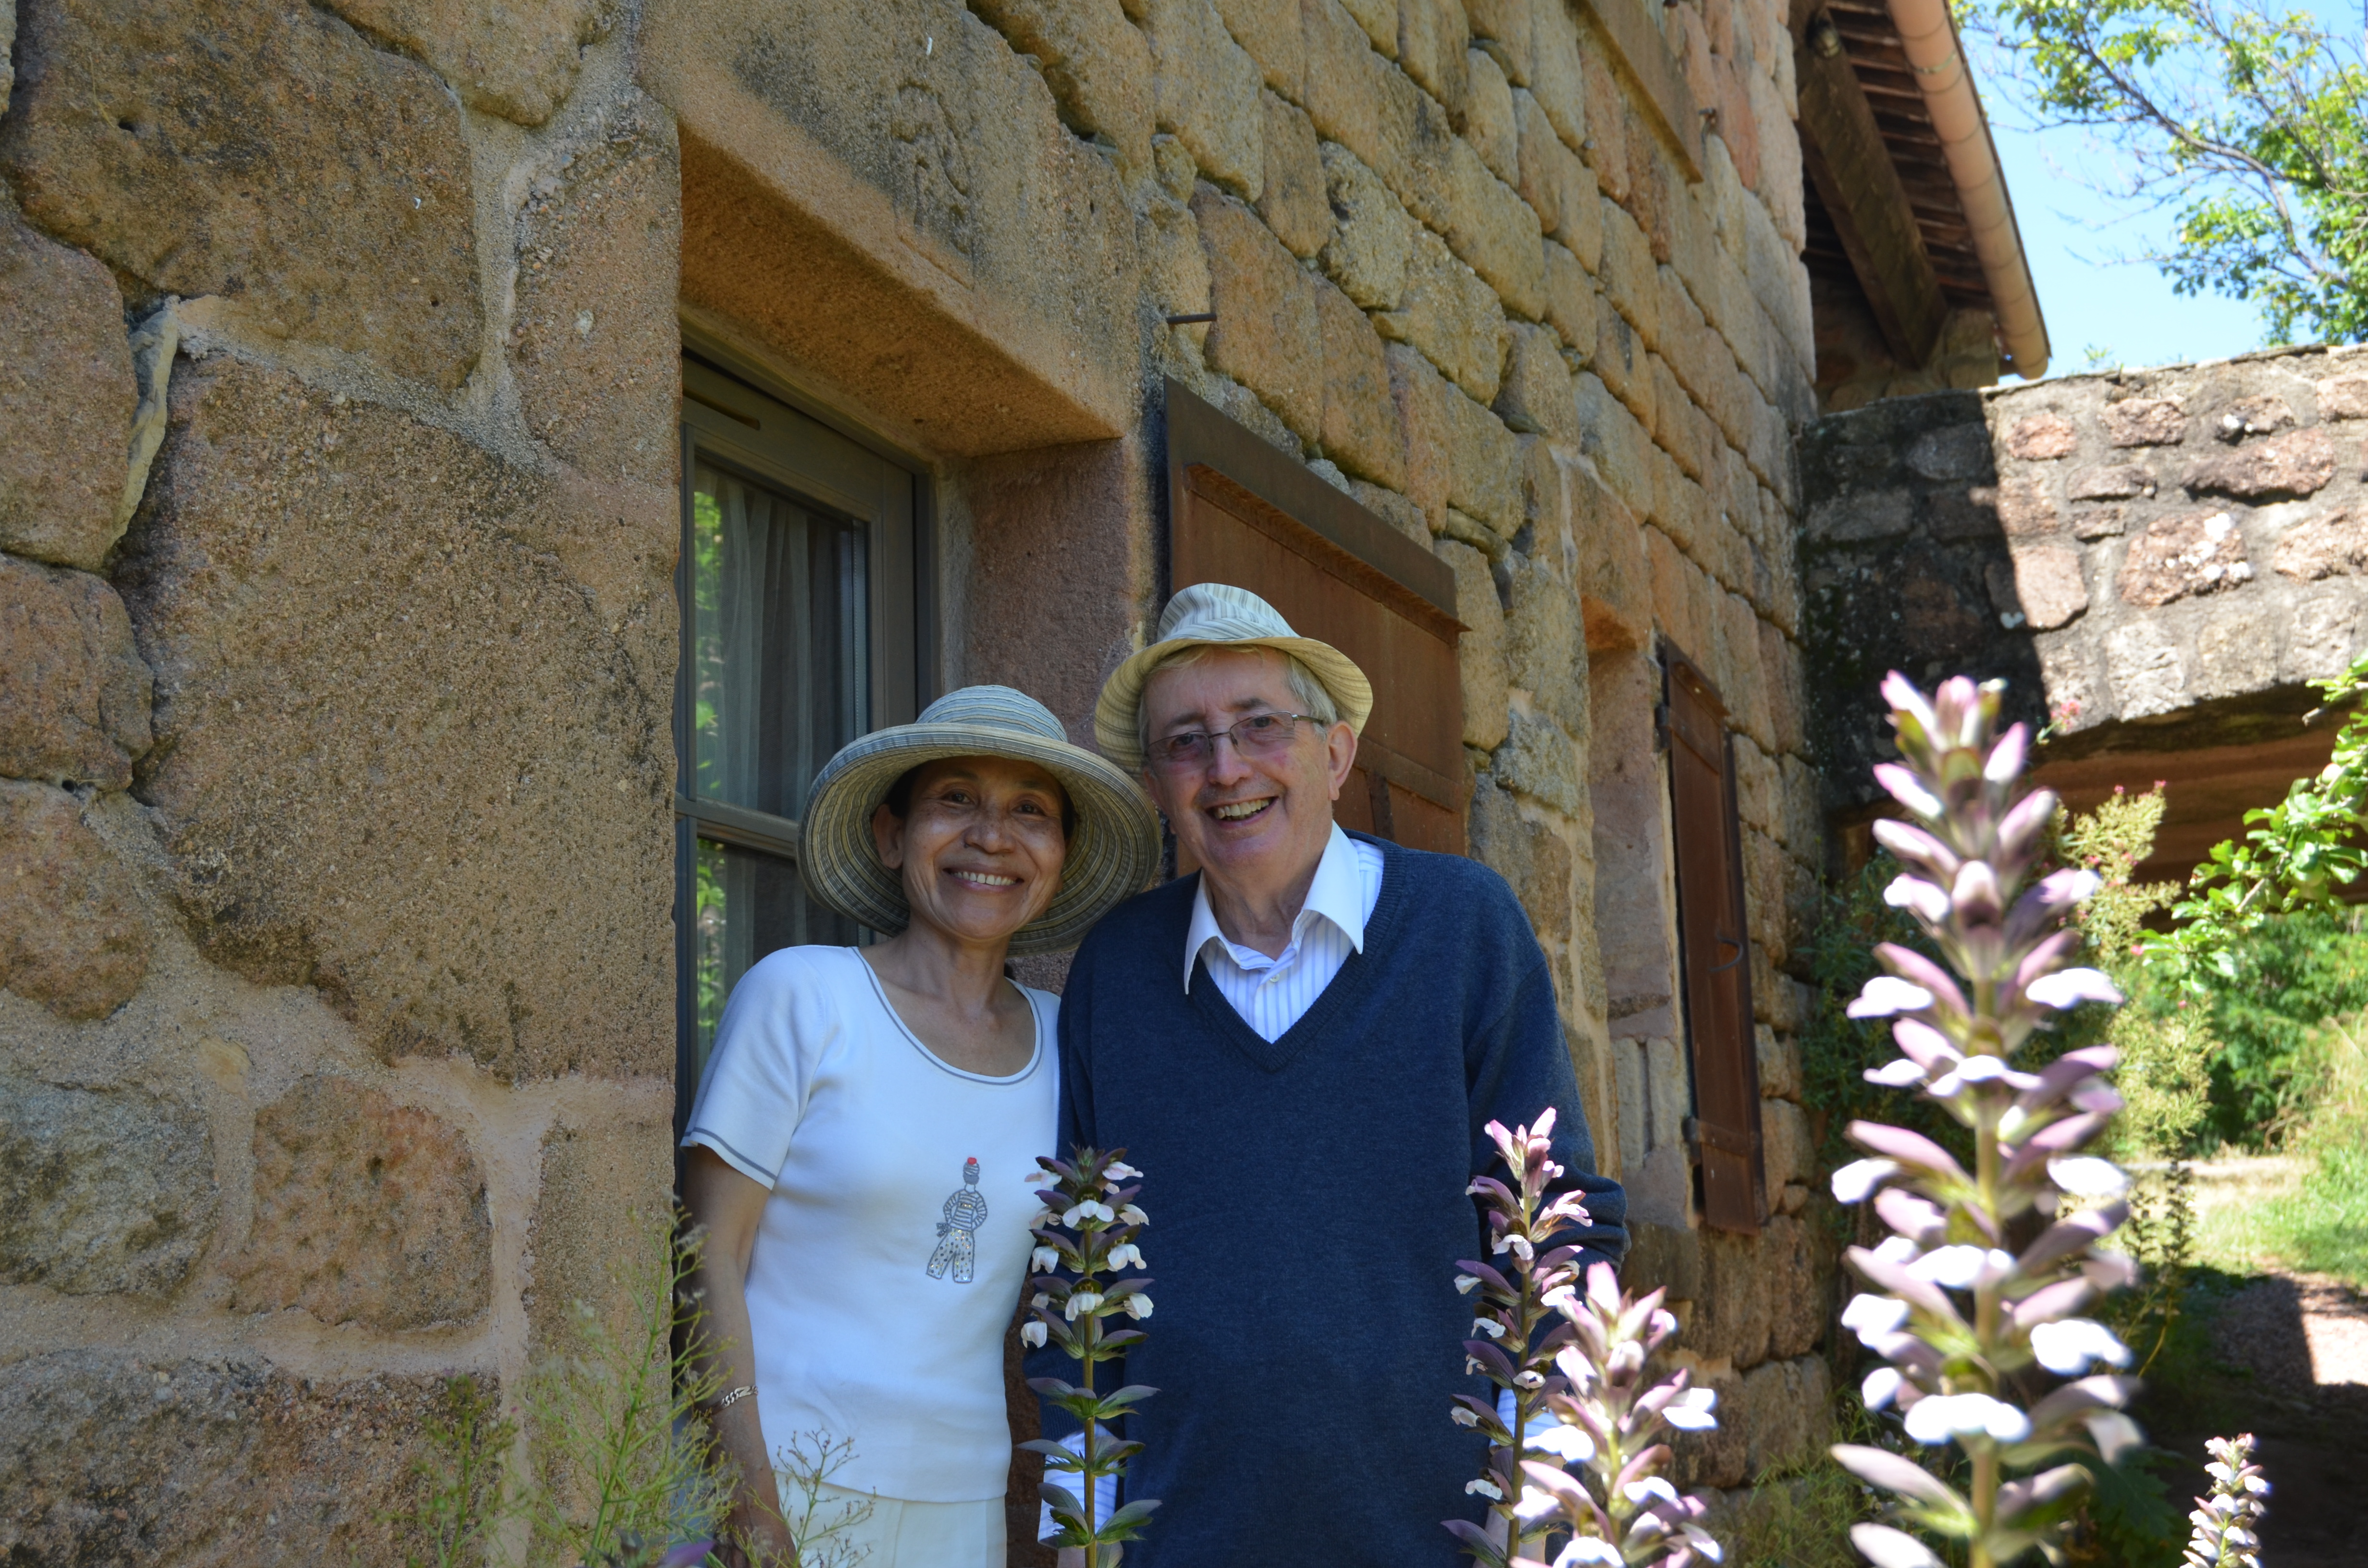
[1663,649,1765,1233]
[675,351,928,1127]
[1163,380,1467,854]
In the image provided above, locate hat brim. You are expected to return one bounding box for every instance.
[799,722,1162,955]
[1093,634,1373,775]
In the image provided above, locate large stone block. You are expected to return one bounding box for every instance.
[0,780,148,1019]
[1694,1226,1774,1369]
[0,1350,445,1566]
[1737,1353,1830,1480]
[0,1074,214,1296]
[1145,0,1267,199]
[1375,227,1507,403]
[2317,371,2368,420]
[1468,775,1573,940]
[1217,0,1306,98]
[1316,279,1406,488]
[2117,509,2254,607]
[1389,341,1454,525]
[972,0,1155,171]
[1436,538,1510,747]
[1493,320,1579,446]
[0,212,132,571]
[1575,369,1653,517]
[2181,427,2339,502]
[512,96,681,488]
[1446,383,1524,535]
[1492,709,1582,817]
[0,555,152,788]
[1302,0,1418,191]
[2104,396,2187,447]
[2193,602,2282,700]
[529,1107,673,1350]
[116,358,675,1078]
[324,0,607,125]
[2103,618,2189,720]
[1467,0,1529,84]
[1668,1362,1746,1489]
[1339,0,1398,56]
[1541,238,1597,363]
[1397,0,1468,109]
[1403,96,1546,318]
[234,1076,489,1330]
[1257,91,1333,258]
[1194,186,1322,440]
[1463,47,1517,186]
[1760,1096,1809,1194]
[1318,140,1414,308]
[1569,454,1649,649]
[1528,0,1586,151]
[2273,509,2368,579]
[1504,551,1588,736]
[2003,541,2089,630]
[0,0,483,391]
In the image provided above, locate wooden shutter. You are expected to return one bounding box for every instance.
[1664,650,1765,1233]
[1164,381,1466,853]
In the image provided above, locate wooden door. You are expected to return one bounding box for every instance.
[1165,382,1467,853]
[1665,651,1765,1233]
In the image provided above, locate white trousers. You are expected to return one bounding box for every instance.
[789,1480,1007,1568]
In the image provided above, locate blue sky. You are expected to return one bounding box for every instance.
[1968,3,2360,379]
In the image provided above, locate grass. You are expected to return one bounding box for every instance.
[2188,1014,2368,1290]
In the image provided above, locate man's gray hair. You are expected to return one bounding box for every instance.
[1135,643,1340,761]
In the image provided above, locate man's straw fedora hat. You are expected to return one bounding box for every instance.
[802,686,1161,955]
[1092,584,1372,775]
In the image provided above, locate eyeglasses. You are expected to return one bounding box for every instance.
[1147,712,1324,773]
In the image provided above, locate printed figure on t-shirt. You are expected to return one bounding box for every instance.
[927,1156,989,1283]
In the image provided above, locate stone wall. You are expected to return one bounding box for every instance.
[1801,344,2368,827]
[0,0,677,1559]
[0,0,1839,1553]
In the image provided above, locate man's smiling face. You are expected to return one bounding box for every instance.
[1139,647,1355,892]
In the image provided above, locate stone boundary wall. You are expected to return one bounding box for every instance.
[1801,344,2368,805]
[0,0,680,1558]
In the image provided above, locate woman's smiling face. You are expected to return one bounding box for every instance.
[870,755,1070,945]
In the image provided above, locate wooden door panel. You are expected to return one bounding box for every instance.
[1665,653,1765,1234]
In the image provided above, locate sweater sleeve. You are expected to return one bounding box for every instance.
[1466,955,1629,1271]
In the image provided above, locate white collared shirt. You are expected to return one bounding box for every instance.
[1184,823,1386,1041]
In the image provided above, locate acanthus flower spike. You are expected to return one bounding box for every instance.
[1831,673,2142,1568]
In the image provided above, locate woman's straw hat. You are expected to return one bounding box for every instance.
[801,686,1161,954]
[1092,583,1372,775]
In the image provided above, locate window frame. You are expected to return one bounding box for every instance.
[672,343,934,1135]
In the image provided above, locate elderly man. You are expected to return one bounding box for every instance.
[1037,583,1625,1568]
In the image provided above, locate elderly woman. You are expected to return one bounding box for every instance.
[682,686,1159,1568]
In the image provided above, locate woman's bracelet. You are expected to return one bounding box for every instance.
[712,1384,755,1413]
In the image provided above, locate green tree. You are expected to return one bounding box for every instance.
[1970,0,2368,343]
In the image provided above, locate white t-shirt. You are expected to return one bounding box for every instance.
[682,945,1059,1503]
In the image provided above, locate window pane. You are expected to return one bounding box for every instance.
[691,836,862,1090]
[688,459,870,819]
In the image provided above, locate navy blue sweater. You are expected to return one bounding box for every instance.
[1032,833,1626,1568]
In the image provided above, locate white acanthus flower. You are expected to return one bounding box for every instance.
[1908,1245,2015,1290]
[2029,1318,2131,1374]
[1864,1057,1929,1087]
[1465,1478,1504,1500]
[1061,1200,1116,1227]
[1030,1246,1060,1273]
[1105,1243,1145,1270]
[1118,1203,1148,1226]
[1553,1534,1625,1566]
[1491,1232,1536,1261]
[1862,1367,1904,1410]
[1031,1293,1050,1311]
[1841,1294,1912,1344]
[1902,1393,2031,1446]
[1472,1317,1507,1339]
[1849,976,1935,1019]
[1661,1386,1718,1431]
[1622,1477,1679,1507]
[1019,1320,1048,1348]
[1872,1235,1922,1264]
[1102,1161,1141,1181]
[1450,1405,1480,1428]
[1831,1158,1900,1203]
[1455,1274,1483,1295]
[1527,1424,1594,1461]
[2049,1156,2131,1199]
[1122,1294,1153,1320]
[1064,1291,1103,1320]
[1513,1370,1546,1389]
[2025,967,2123,1009]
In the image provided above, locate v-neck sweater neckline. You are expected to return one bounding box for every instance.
[1183,831,1410,1074]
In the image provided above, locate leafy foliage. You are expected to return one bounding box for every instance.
[2192,908,2368,1145]
[1973,0,2368,344]
[400,1375,516,1568]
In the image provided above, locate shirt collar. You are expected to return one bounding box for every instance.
[1183,823,1368,990]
